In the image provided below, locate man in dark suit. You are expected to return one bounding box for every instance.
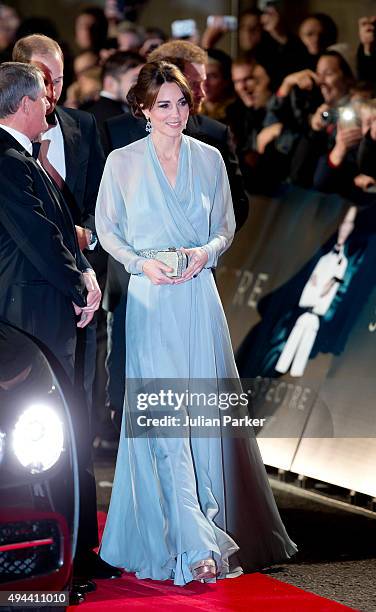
[82,48,143,446]
[13,37,107,426]
[85,50,143,151]
[13,36,104,253]
[12,36,120,584]
[0,63,104,600]
[103,40,250,426]
[0,62,100,377]
[13,35,106,412]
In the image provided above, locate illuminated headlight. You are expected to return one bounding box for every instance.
[12,404,64,473]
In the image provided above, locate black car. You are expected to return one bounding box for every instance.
[0,320,78,601]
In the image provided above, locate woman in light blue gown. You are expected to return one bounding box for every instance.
[95,61,297,586]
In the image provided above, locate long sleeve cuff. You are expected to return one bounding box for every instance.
[201,236,229,269]
[127,256,148,275]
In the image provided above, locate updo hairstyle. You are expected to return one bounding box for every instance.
[127,60,193,117]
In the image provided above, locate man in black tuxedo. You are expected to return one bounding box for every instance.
[13,35,105,399]
[13,35,105,255]
[83,50,142,448]
[13,33,109,458]
[85,50,143,151]
[103,40,249,425]
[0,62,99,377]
[12,37,120,584]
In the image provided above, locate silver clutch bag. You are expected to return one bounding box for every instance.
[138,248,189,278]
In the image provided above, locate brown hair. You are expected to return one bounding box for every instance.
[127,61,193,116]
[12,34,64,63]
[102,51,143,81]
[148,40,207,66]
[232,54,257,69]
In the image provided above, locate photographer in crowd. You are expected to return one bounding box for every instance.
[258,51,354,188]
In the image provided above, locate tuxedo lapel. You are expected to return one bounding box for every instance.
[55,106,80,193]
[25,147,80,259]
[0,127,30,156]
[0,131,61,213]
[38,163,80,258]
[35,158,65,211]
[185,115,204,140]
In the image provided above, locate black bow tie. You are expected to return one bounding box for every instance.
[32,141,41,159]
[46,111,57,127]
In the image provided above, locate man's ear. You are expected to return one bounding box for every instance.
[20,95,31,116]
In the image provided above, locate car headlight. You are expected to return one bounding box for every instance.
[12,404,64,473]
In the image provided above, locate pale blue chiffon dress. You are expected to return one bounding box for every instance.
[95,134,297,585]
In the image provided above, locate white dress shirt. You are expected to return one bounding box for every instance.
[0,124,32,154]
[99,90,117,100]
[40,116,66,182]
[0,124,64,183]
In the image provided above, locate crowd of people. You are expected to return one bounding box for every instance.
[3,3,376,201]
[201,7,376,203]
[0,0,375,602]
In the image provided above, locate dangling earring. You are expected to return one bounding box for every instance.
[145,118,152,133]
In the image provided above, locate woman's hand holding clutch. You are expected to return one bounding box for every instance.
[143,259,175,285]
[174,247,208,284]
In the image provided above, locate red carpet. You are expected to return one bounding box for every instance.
[68,512,357,611]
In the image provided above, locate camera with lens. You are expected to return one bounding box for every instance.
[321,108,339,125]
[322,105,360,128]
